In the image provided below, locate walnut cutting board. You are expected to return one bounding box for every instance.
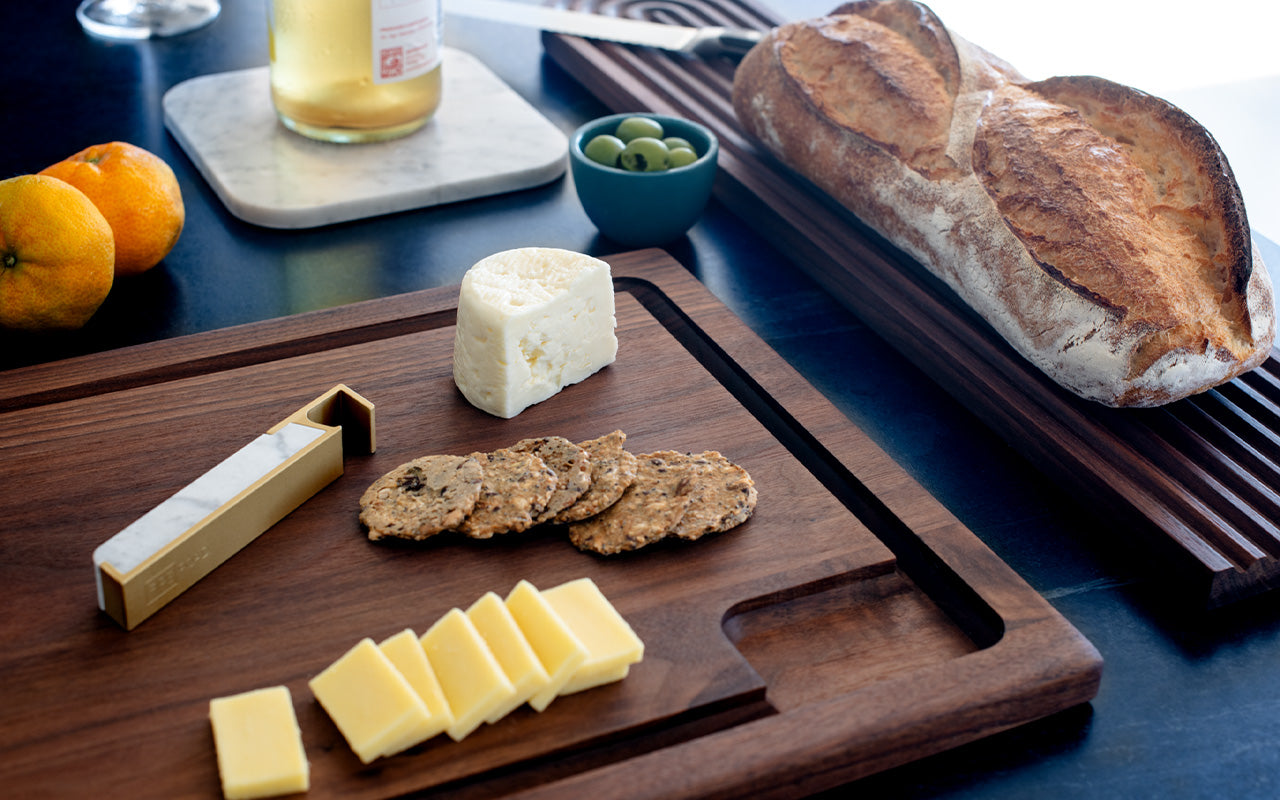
[540,0,1280,608]
[0,251,1100,798]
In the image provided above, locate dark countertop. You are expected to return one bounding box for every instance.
[5,2,1280,798]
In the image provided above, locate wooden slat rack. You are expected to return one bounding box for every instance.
[541,0,1280,608]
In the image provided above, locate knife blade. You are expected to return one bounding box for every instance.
[443,0,763,57]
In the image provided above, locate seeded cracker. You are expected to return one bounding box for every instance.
[510,436,593,524]
[457,448,558,539]
[359,455,484,541]
[667,451,758,540]
[552,430,638,524]
[567,451,695,555]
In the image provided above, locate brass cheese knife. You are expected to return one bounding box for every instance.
[443,0,764,57]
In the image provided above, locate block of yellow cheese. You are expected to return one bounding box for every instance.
[542,578,645,695]
[377,629,453,752]
[503,580,588,712]
[208,685,309,800]
[420,608,516,741]
[466,591,551,723]
[308,637,435,763]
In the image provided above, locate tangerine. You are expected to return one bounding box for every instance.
[40,141,184,277]
[0,174,116,331]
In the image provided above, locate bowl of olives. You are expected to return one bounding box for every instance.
[570,113,719,247]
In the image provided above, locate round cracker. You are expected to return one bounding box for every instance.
[511,435,593,524]
[668,451,758,540]
[552,430,638,524]
[359,455,483,541]
[567,450,695,555]
[457,448,558,539]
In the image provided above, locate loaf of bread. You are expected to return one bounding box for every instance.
[731,0,1275,407]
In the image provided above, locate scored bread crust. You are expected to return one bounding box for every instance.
[731,0,1275,407]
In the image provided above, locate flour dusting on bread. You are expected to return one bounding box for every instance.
[732,0,1274,407]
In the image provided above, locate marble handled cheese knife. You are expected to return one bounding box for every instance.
[93,384,375,630]
[444,0,763,57]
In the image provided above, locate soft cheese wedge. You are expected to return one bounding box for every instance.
[504,579,589,711]
[209,686,309,800]
[309,637,436,763]
[420,609,516,740]
[453,247,618,418]
[377,629,453,750]
[543,577,645,695]
[466,592,551,723]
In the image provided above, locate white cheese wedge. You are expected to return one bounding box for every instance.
[453,247,618,418]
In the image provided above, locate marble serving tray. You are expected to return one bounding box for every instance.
[163,48,567,229]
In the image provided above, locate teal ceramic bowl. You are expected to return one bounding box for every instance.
[570,113,719,248]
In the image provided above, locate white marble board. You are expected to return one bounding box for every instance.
[162,48,567,229]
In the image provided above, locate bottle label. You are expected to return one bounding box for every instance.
[371,0,442,85]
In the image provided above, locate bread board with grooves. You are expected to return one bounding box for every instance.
[0,251,1099,797]
[538,0,1280,608]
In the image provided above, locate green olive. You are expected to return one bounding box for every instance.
[614,116,665,143]
[667,146,698,168]
[662,136,694,153]
[583,134,626,168]
[619,137,669,172]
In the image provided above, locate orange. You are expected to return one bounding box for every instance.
[0,174,115,331]
[39,141,184,277]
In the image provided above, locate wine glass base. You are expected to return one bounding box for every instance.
[76,0,221,40]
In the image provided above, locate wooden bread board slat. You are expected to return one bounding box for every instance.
[539,0,1280,608]
[0,251,1099,798]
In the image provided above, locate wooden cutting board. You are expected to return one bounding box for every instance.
[0,251,1099,799]
[539,0,1280,608]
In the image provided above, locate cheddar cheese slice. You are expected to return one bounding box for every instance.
[504,579,588,712]
[466,591,551,723]
[420,609,516,741]
[308,637,435,763]
[377,629,453,752]
[208,685,309,800]
[542,577,644,695]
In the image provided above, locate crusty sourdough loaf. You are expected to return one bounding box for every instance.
[731,0,1275,407]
